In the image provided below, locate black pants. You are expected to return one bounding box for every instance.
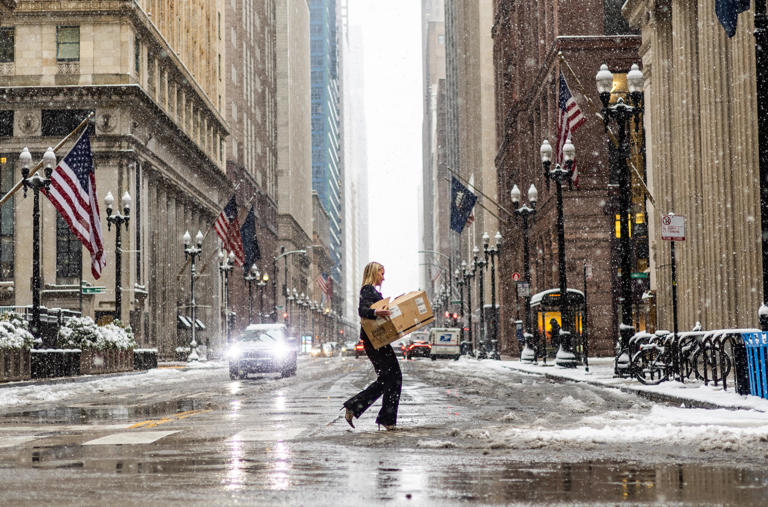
[344,338,402,426]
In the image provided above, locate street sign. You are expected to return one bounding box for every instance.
[630,272,649,279]
[585,263,593,282]
[661,214,685,241]
[517,282,530,297]
[450,300,461,305]
[81,286,106,295]
[511,272,521,282]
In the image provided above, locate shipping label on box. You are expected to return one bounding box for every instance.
[361,290,435,349]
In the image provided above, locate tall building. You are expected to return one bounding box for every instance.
[276,0,313,306]
[309,0,343,309]
[492,0,640,355]
[342,24,369,322]
[624,1,762,331]
[0,1,229,358]
[420,0,446,296]
[224,0,279,331]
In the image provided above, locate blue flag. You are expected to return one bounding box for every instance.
[240,205,261,270]
[715,0,750,38]
[450,176,477,233]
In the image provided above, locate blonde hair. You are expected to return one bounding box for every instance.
[361,262,384,288]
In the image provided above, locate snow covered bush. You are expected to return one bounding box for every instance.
[57,317,136,350]
[0,313,35,350]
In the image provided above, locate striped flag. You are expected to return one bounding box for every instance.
[316,272,330,296]
[214,196,244,265]
[45,130,106,279]
[556,73,586,185]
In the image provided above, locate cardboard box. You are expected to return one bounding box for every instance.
[361,291,435,349]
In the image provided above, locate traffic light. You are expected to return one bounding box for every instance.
[451,313,459,327]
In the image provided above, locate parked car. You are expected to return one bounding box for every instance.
[405,339,431,359]
[310,344,323,358]
[227,323,297,379]
[354,340,365,358]
[340,340,358,357]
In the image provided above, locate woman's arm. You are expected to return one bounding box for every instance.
[358,285,381,320]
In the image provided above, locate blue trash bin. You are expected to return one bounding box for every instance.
[741,332,768,399]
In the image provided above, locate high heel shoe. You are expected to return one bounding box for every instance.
[378,424,396,431]
[343,407,355,429]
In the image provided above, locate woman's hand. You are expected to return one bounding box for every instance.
[375,308,391,317]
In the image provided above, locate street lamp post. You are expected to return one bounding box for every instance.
[19,147,55,338]
[244,263,258,324]
[483,232,502,360]
[257,271,269,323]
[274,248,307,323]
[105,191,131,322]
[218,250,235,343]
[455,268,465,344]
[596,63,644,351]
[472,246,487,359]
[540,137,578,368]
[462,260,475,356]
[511,183,538,363]
[183,230,204,361]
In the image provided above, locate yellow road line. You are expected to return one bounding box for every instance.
[129,409,213,429]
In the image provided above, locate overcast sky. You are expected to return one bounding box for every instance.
[347,1,422,298]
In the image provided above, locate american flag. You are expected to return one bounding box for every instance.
[214,196,244,265]
[556,73,586,185]
[316,273,330,297]
[45,130,106,279]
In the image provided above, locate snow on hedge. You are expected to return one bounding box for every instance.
[57,316,137,350]
[0,313,35,350]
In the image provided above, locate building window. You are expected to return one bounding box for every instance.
[0,110,12,137]
[0,27,14,63]
[56,214,82,283]
[41,109,92,137]
[134,36,140,75]
[0,155,13,280]
[604,0,634,35]
[56,26,80,62]
[134,162,142,282]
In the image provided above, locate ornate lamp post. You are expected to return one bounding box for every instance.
[455,268,465,344]
[462,260,475,356]
[244,263,258,324]
[511,183,538,363]
[540,137,578,368]
[104,191,131,322]
[19,147,55,337]
[483,231,502,360]
[596,63,644,351]
[183,230,204,361]
[257,270,269,323]
[218,250,235,343]
[472,245,487,359]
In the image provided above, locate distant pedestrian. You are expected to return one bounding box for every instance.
[343,262,401,431]
[550,318,561,352]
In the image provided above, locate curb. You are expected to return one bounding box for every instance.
[0,369,148,389]
[504,362,758,411]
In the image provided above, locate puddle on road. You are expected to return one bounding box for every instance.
[1,398,210,425]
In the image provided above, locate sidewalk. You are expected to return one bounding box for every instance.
[496,356,768,413]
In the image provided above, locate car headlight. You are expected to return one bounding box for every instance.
[226,343,241,360]
[272,342,290,358]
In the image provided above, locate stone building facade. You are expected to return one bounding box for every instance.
[492,0,640,356]
[0,0,229,359]
[224,0,278,333]
[623,0,762,331]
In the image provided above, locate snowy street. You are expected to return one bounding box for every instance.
[1,355,768,505]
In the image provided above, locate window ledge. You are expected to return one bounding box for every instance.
[57,61,80,75]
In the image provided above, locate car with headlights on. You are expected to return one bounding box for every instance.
[227,323,297,379]
[340,340,358,357]
[404,339,432,359]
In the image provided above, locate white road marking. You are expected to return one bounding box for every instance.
[0,435,40,448]
[83,430,179,445]
[0,424,132,433]
[231,427,305,441]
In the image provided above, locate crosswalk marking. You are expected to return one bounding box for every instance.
[83,430,179,445]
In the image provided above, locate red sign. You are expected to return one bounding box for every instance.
[511,272,521,282]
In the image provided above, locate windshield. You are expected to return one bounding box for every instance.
[237,328,286,343]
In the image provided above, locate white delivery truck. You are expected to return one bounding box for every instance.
[429,327,461,360]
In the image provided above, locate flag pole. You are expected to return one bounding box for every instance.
[443,176,505,223]
[0,112,95,209]
[557,52,655,206]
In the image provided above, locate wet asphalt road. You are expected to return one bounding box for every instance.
[1,355,768,506]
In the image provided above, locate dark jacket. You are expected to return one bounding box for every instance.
[359,284,383,341]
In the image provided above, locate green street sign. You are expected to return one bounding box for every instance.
[81,286,106,295]
[630,272,649,279]
[450,300,461,305]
